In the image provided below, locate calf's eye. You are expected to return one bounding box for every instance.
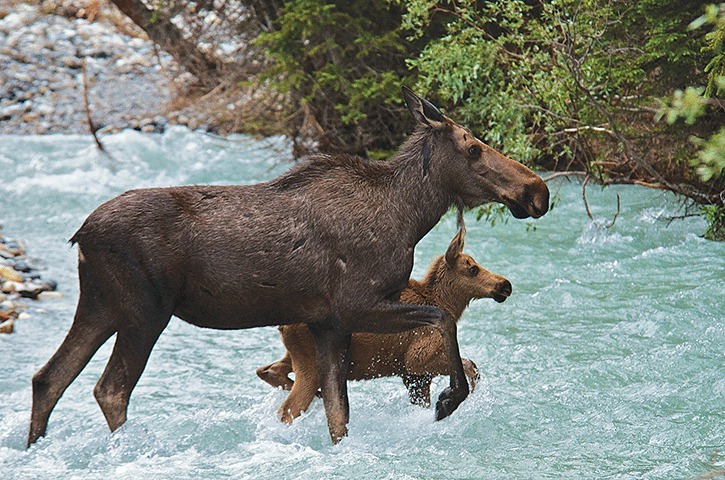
[468,145,481,158]
[468,266,479,277]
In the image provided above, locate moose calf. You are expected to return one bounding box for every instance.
[257,222,511,423]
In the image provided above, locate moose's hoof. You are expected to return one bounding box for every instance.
[434,386,467,421]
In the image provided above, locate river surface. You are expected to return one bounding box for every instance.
[1,128,723,479]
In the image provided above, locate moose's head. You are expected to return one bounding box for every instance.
[402,87,549,219]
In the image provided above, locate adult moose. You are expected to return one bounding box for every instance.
[28,87,549,447]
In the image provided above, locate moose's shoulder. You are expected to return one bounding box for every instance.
[269,154,394,191]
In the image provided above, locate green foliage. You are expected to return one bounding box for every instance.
[658,4,724,187]
[256,0,414,154]
[404,0,711,168]
[702,204,725,240]
[656,86,709,125]
[691,4,725,186]
[692,126,725,182]
[628,0,705,87]
[692,3,725,97]
[475,203,510,227]
[405,0,563,164]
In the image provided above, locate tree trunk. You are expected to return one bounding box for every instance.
[109,0,223,84]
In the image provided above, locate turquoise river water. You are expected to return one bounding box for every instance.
[0,127,723,479]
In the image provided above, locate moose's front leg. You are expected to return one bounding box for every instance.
[308,324,352,444]
[343,299,443,334]
[434,314,469,421]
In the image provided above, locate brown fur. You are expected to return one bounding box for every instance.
[257,226,512,423]
[28,88,548,447]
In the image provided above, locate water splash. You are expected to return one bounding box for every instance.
[1,130,723,480]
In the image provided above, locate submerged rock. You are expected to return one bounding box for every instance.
[38,291,64,300]
[0,318,14,334]
[17,281,57,300]
[0,225,60,332]
[0,242,26,258]
[2,280,25,293]
[0,265,23,283]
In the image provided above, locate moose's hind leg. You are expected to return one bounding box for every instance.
[28,296,115,447]
[94,314,170,432]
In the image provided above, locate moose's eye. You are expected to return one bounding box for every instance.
[468,265,479,277]
[467,145,481,158]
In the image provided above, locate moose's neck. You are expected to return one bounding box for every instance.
[388,128,456,246]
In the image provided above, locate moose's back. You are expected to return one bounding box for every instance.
[70,157,415,330]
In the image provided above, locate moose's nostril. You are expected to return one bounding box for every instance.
[531,183,550,217]
[529,200,541,216]
[500,280,512,297]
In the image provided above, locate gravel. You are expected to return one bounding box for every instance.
[0,3,197,135]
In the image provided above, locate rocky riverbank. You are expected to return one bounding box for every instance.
[0,225,60,334]
[0,1,220,135]
[1,2,167,334]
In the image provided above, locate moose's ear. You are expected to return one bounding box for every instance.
[402,86,446,128]
[445,212,466,267]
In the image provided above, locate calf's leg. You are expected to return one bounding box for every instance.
[278,356,319,424]
[403,335,478,408]
[257,351,295,391]
[404,351,479,405]
[277,325,321,423]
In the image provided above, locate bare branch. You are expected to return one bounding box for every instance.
[582,174,621,229]
[543,171,587,182]
[81,57,105,153]
[109,0,225,85]
[582,174,595,222]
[608,193,621,228]
[561,125,615,136]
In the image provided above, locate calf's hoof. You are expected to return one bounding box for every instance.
[434,386,468,421]
[463,358,479,392]
[279,409,295,425]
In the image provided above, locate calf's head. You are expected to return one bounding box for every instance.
[402,87,549,219]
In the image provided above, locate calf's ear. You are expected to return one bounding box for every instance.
[445,209,466,267]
